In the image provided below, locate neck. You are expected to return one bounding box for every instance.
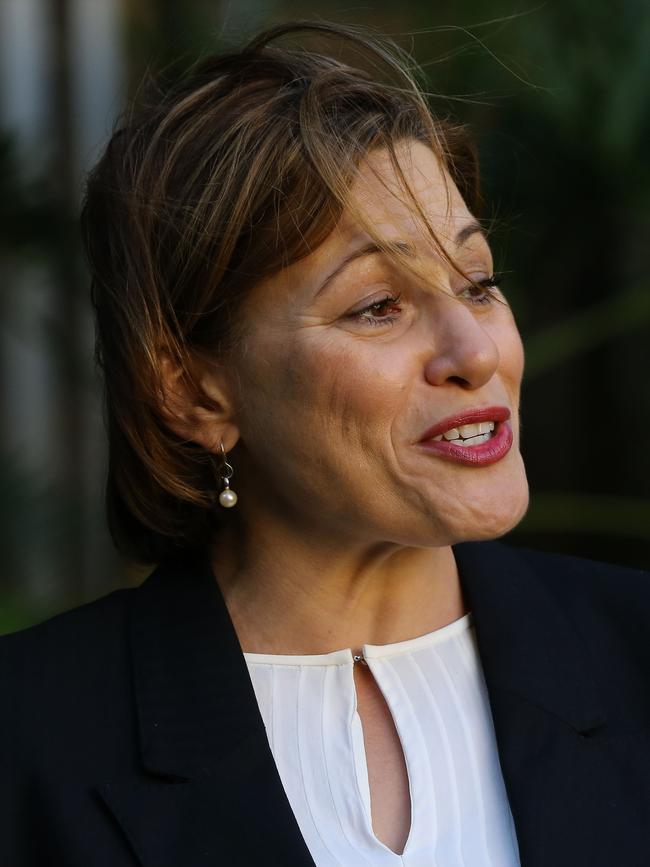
[209,514,467,657]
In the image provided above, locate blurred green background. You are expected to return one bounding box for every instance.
[1,0,649,636]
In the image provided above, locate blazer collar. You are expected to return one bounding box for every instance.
[100,547,318,866]
[98,539,608,866]
[130,540,606,782]
[454,540,606,734]
[125,546,266,781]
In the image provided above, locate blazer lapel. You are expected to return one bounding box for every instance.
[453,540,611,866]
[96,549,316,867]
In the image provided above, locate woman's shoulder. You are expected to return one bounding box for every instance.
[508,542,650,606]
[492,540,649,625]
[457,540,650,731]
[504,541,650,677]
[510,541,648,575]
[458,538,650,668]
[1,583,135,649]
[0,584,137,711]
[0,554,206,714]
[0,583,146,791]
[458,537,649,603]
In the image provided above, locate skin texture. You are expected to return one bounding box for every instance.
[164,139,530,854]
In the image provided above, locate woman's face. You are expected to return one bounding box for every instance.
[226,140,529,548]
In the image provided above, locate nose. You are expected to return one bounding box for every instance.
[423,295,499,389]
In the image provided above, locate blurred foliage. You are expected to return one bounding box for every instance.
[0,133,62,255]
[523,282,650,378]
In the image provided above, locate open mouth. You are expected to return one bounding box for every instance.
[416,407,512,465]
[418,419,512,466]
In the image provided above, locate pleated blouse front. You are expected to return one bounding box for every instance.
[243,612,521,867]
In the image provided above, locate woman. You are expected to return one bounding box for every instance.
[2,20,649,867]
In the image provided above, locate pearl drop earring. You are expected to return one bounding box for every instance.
[218,441,238,508]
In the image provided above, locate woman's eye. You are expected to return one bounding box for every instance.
[347,272,506,328]
[459,273,506,306]
[349,293,403,327]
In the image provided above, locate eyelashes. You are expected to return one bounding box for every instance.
[350,272,508,328]
[351,293,404,327]
[464,272,507,306]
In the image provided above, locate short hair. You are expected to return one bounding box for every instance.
[81,20,484,565]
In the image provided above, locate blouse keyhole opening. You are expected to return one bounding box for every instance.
[352,656,413,856]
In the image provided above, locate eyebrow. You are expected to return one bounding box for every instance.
[315,219,487,297]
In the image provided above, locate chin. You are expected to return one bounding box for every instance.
[463,482,530,543]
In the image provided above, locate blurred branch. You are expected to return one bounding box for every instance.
[520,0,650,166]
[524,282,650,378]
[0,594,60,637]
[520,493,650,540]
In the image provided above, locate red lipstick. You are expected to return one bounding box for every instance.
[417,405,513,467]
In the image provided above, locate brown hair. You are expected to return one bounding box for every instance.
[81,20,485,566]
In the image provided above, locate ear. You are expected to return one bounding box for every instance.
[159,352,239,455]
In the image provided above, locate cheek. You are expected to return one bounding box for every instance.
[237,335,409,518]
[254,333,407,450]
[292,341,399,432]
[496,316,525,384]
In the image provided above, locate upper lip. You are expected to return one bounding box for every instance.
[418,405,511,442]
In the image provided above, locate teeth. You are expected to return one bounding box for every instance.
[441,421,495,441]
[452,432,491,447]
[430,420,497,444]
[459,421,495,437]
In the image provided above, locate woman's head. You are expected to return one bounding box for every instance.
[82,21,528,564]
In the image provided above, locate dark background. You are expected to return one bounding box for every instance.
[1,0,648,634]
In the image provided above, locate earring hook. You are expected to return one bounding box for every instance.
[218,441,238,508]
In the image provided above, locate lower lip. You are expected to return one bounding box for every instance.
[417,420,513,466]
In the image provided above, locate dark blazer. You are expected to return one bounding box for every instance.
[2,540,650,867]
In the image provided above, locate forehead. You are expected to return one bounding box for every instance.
[306,140,478,275]
[349,142,469,229]
[248,140,484,310]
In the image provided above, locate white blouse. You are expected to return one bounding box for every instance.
[243,612,521,867]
